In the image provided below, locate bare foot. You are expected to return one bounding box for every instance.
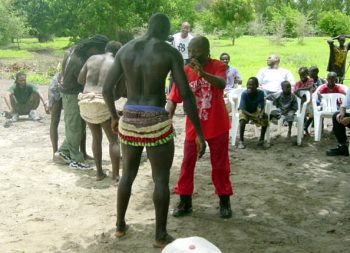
[96,172,107,181]
[115,224,129,238]
[153,234,174,248]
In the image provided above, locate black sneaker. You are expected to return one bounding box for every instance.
[219,195,232,219]
[326,145,349,157]
[172,195,192,217]
[69,161,91,170]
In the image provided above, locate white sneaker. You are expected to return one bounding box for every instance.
[238,141,246,149]
[28,110,40,121]
[69,161,91,170]
[54,151,72,164]
[11,113,19,122]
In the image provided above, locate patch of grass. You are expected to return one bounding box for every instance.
[27,73,52,85]
[0,49,33,59]
[210,36,350,86]
[17,37,71,50]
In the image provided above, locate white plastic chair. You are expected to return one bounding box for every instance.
[228,88,270,146]
[228,88,246,146]
[276,90,311,145]
[312,92,346,141]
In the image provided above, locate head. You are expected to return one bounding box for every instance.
[147,13,170,41]
[105,41,123,57]
[15,72,27,88]
[309,66,319,80]
[298,67,309,82]
[75,34,109,60]
[180,22,191,38]
[267,54,280,68]
[246,77,259,94]
[338,35,346,46]
[220,53,230,67]
[188,36,210,64]
[326,72,337,89]
[281,81,292,95]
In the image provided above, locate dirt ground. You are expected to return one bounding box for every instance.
[0,79,349,253]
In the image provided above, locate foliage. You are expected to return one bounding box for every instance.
[294,12,314,44]
[210,0,254,44]
[247,15,266,36]
[13,0,54,42]
[0,0,27,45]
[317,10,350,36]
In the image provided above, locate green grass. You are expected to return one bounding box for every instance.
[210,36,350,87]
[0,49,33,59]
[1,36,350,86]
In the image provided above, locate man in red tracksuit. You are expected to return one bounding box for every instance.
[167,36,233,219]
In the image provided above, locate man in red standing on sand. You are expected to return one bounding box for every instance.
[167,36,233,219]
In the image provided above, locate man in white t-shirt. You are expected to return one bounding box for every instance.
[256,54,295,95]
[172,21,193,64]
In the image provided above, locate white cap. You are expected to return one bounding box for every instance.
[162,236,222,253]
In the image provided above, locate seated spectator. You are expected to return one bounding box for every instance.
[309,66,326,88]
[268,81,298,138]
[256,54,295,96]
[316,72,346,100]
[220,52,242,93]
[326,86,350,156]
[294,67,315,136]
[220,52,243,112]
[3,72,48,122]
[238,77,269,149]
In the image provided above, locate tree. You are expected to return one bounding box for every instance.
[0,0,27,45]
[317,10,350,36]
[211,0,254,45]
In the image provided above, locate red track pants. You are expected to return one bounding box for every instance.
[174,132,233,196]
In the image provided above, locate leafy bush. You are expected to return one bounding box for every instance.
[317,11,350,36]
[247,15,266,36]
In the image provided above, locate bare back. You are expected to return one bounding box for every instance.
[117,37,184,107]
[83,53,115,94]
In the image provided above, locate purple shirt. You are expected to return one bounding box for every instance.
[224,66,242,92]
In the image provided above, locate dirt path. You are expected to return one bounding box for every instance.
[0,80,349,253]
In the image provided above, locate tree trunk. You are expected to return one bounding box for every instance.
[232,26,236,46]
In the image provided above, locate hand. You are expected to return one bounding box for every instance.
[111,117,119,134]
[189,58,203,76]
[44,102,50,114]
[336,112,345,124]
[195,135,206,159]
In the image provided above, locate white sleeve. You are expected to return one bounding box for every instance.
[256,68,264,86]
[286,70,295,87]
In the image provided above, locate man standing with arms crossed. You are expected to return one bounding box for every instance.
[103,13,206,248]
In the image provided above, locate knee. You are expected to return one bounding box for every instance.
[332,112,339,124]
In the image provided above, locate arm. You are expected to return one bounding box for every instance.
[291,96,299,111]
[102,53,123,133]
[171,52,206,158]
[36,90,49,114]
[78,62,88,85]
[3,91,14,112]
[189,59,226,89]
[165,99,177,118]
[234,68,243,85]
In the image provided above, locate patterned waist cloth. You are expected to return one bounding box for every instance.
[118,105,175,147]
